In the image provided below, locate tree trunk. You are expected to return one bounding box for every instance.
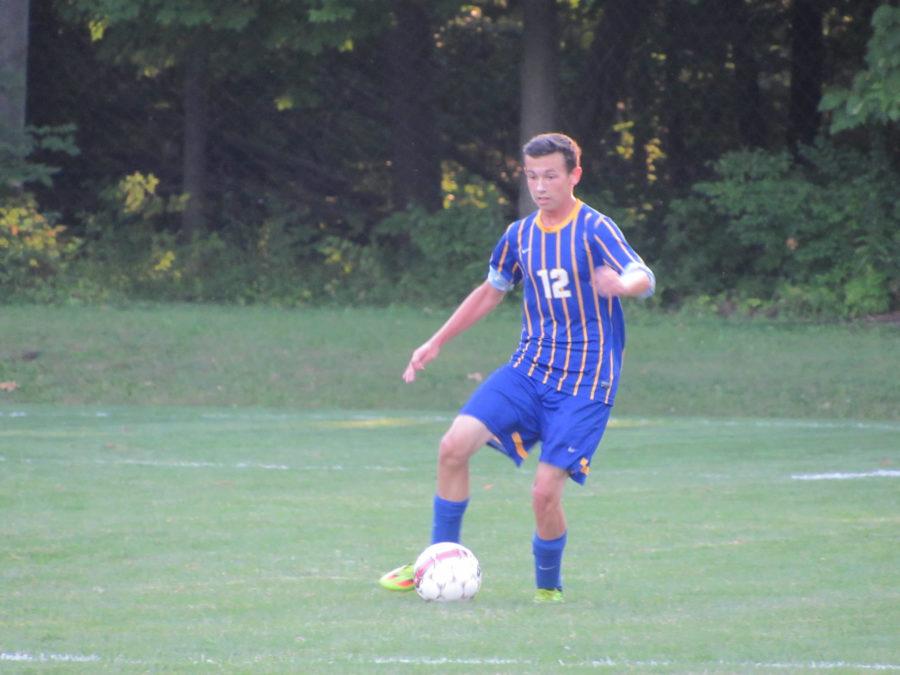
[788,0,823,148]
[0,0,30,187]
[389,0,442,213]
[518,0,558,216]
[181,38,208,238]
[662,2,688,190]
[575,0,649,143]
[727,0,766,148]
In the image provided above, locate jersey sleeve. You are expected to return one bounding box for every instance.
[487,223,523,292]
[589,214,656,298]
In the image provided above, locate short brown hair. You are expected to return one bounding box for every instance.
[522,133,581,172]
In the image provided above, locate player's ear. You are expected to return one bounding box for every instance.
[569,165,583,186]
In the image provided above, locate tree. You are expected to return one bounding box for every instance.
[788,0,824,147]
[63,0,375,237]
[819,4,900,134]
[389,0,442,212]
[181,34,209,237]
[574,0,652,145]
[0,0,30,188]
[518,0,558,215]
[726,0,766,148]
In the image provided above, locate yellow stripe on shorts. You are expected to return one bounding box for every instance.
[511,431,528,459]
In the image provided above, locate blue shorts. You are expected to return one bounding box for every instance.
[460,365,612,485]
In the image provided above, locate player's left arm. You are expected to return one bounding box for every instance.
[593,264,652,298]
[589,215,655,299]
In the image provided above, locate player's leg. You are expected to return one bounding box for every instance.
[531,461,569,601]
[432,414,493,544]
[437,414,493,501]
[531,393,612,602]
[378,414,492,591]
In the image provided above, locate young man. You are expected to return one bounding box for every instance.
[379,133,655,602]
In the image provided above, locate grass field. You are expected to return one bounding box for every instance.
[1,304,898,419]
[1,407,898,672]
[1,305,899,672]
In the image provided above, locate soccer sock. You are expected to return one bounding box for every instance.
[430,495,469,544]
[532,531,567,590]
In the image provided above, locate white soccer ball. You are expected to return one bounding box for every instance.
[413,542,482,602]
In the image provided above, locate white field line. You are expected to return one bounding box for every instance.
[792,469,900,481]
[99,458,291,470]
[1,652,100,663]
[8,456,410,472]
[368,656,900,671]
[3,651,898,671]
[90,458,411,472]
[701,418,900,432]
[372,656,525,666]
[728,662,900,671]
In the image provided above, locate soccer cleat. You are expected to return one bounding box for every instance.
[533,588,564,603]
[378,563,415,591]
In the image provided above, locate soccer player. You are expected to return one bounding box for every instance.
[379,133,655,602]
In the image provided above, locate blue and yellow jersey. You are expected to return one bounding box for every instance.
[487,200,654,405]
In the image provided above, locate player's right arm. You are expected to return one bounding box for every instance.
[403,281,506,383]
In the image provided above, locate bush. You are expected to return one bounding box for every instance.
[67,172,185,301]
[68,172,371,306]
[0,194,81,300]
[663,141,899,318]
[371,200,508,306]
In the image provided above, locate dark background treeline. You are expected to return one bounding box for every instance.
[2,0,898,315]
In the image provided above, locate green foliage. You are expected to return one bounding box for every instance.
[372,200,508,306]
[820,4,900,133]
[0,124,78,191]
[21,1,891,314]
[663,141,900,318]
[0,194,81,299]
[63,172,372,305]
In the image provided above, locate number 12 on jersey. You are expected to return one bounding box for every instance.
[535,268,572,299]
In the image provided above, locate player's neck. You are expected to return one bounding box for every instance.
[538,196,579,229]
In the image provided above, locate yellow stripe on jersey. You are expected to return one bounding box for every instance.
[592,234,626,272]
[496,239,510,272]
[600,216,642,265]
[603,295,615,405]
[541,228,559,385]
[526,227,547,378]
[583,239,605,400]
[555,226,573,391]
[568,222,590,397]
[512,431,528,459]
[516,219,531,337]
[515,222,540,370]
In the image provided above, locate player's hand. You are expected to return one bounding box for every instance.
[403,340,441,383]
[592,265,625,298]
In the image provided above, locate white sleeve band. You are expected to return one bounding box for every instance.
[624,261,656,298]
[487,266,515,292]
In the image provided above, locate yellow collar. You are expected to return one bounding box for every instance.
[536,200,582,233]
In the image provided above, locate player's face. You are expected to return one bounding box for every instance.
[524,152,581,216]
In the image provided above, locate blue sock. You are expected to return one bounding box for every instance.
[431,495,469,544]
[532,531,567,590]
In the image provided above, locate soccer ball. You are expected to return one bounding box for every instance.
[413,542,482,602]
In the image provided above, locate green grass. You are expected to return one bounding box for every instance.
[1,303,898,419]
[1,304,898,671]
[1,407,898,672]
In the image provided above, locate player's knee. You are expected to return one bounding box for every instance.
[438,430,470,469]
[531,480,561,514]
